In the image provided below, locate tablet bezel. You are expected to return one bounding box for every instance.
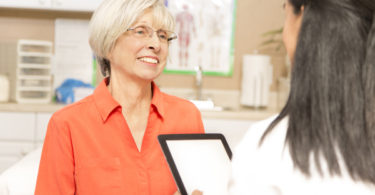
[158,133,232,195]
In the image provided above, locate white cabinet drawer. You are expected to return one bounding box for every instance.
[35,112,52,142]
[51,0,102,12]
[0,0,102,12]
[0,0,50,9]
[0,112,35,141]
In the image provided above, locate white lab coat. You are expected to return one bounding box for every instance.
[229,116,375,195]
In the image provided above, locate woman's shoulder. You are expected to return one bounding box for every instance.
[52,95,95,120]
[233,115,289,161]
[160,92,198,110]
[229,116,291,194]
[240,115,283,144]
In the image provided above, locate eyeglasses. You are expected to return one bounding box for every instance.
[126,25,177,43]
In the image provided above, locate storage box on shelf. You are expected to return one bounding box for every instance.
[0,0,103,12]
[17,40,53,103]
[0,39,53,104]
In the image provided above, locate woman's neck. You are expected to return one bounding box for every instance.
[108,74,152,109]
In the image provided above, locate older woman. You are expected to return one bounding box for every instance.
[35,0,204,194]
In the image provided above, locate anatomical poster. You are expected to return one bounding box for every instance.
[164,0,236,76]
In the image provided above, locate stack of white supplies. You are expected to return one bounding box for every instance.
[15,40,53,103]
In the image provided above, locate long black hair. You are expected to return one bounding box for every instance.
[261,0,375,184]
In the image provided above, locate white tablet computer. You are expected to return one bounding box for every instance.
[158,133,232,195]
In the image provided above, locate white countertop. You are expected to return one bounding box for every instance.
[0,102,65,113]
[0,102,280,120]
[201,108,278,120]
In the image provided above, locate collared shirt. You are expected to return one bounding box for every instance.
[35,79,205,195]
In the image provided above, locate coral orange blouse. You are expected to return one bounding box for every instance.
[35,79,205,195]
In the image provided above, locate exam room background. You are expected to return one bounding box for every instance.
[0,0,286,91]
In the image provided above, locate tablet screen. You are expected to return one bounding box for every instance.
[158,134,232,195]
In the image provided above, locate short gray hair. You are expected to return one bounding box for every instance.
[89,0,175,76]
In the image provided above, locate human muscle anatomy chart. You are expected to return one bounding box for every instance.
[165,0,235,76]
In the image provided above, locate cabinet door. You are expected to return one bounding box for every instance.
[203,119,254,149]
[35,112,53,142]
[51,0,102,12]
[0,0,50,9]
[0,112,35,141]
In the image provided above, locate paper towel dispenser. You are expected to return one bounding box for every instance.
[240,54,273,108]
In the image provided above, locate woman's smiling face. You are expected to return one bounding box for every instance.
[107,9,169,82]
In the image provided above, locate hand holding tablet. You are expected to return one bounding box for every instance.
[158,133,232,195]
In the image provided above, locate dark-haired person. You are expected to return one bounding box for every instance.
[35,0,204,194]
[229,0,375,194]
